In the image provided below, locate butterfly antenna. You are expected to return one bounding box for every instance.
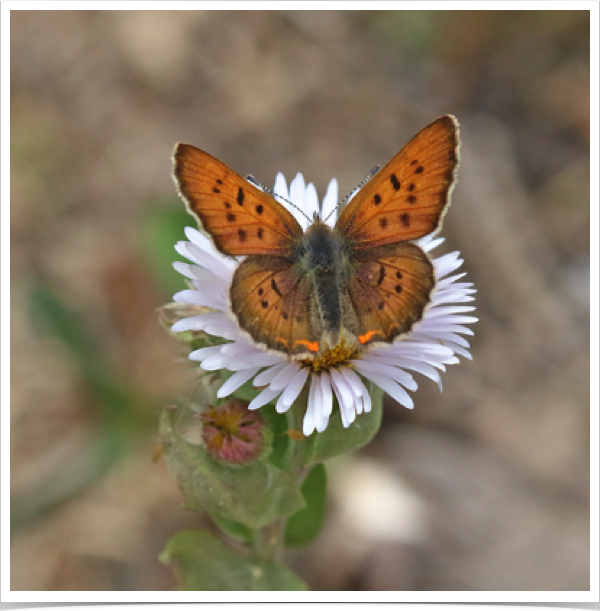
[323,165,380,223]
[245,174,312,223]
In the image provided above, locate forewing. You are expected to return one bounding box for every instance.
[336,115,459,250]
[173,143,303,256]
[231,256,322,357]
[343,242,434,347]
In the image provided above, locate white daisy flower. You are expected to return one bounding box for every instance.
[171,173,477,436]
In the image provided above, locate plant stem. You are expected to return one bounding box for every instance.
[251,386,310,563]
[286,385,310,476]
[252,518,286,563]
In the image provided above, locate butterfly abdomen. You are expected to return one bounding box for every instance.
[299,220,346,335]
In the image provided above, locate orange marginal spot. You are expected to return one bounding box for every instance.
[275,337,290,348]
[293,339,320,353]
[358,329,385,344]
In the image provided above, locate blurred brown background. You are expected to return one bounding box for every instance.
[10,10,590,591]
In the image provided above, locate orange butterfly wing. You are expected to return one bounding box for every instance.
[230,256,322,356]
[342,242,435,347]
[335,115,459,250]
[174,144,321,356]
[173,143,303,256]
[334,115,458,348]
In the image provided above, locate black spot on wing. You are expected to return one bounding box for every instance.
[271,278,282,297]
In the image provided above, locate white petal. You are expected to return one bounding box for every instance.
[221,342,261,356]
[424,314,479,326]
[224,352,285,370]
[275,394,292,414]
[430,332,471,348]
[305,183,319,221]
[350,359,417,391]
[354,394,364,415]
[217,368,260,398]
[330,368,354,410]
[330,371,356,428]
[425,305,476,318]
[172,261,197,280]
[320,372,333,420]
[418,322,474,336]
[200,353,230,371]
[420,236,445,252]
[188,345,223,361]
[273,172,289,200]
[254,362,288,387]
[289,173,308,229]
[355,368,414,410]
[171,312,226,332]
[321,178,339,225]
[269,362,301,391]
[432,290,475,307]
[303,378,318,436]
[328,372,351,424]
[312,373,331,433]
[369,355,441,384]
[248,387,280,410]
[181,230,235,276]
[278,367,309,409]
[203,320,238,337]
[362,388,372,413]
[173,289,226,311]
[337,391,350,428]
[173,262,229,291]
[339,367,367,398]
[434,252,463,278]
[437,343,472,360]
[435,272,467,290]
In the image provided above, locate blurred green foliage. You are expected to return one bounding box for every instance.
[139,199,194,298]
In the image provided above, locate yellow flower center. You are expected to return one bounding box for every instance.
[301,336,357,373]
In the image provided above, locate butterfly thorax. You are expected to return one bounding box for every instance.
[296,219,346,273]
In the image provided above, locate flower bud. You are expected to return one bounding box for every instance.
[199,399,267,465]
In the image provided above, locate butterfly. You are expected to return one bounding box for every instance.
[173,115,460,359]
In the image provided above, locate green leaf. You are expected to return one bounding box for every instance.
[284,463,327,548]
[208,512,252,544]
[161,530,308,591]
[160,407,305,529]
[304,381,384,464]
[257,403,291,471]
